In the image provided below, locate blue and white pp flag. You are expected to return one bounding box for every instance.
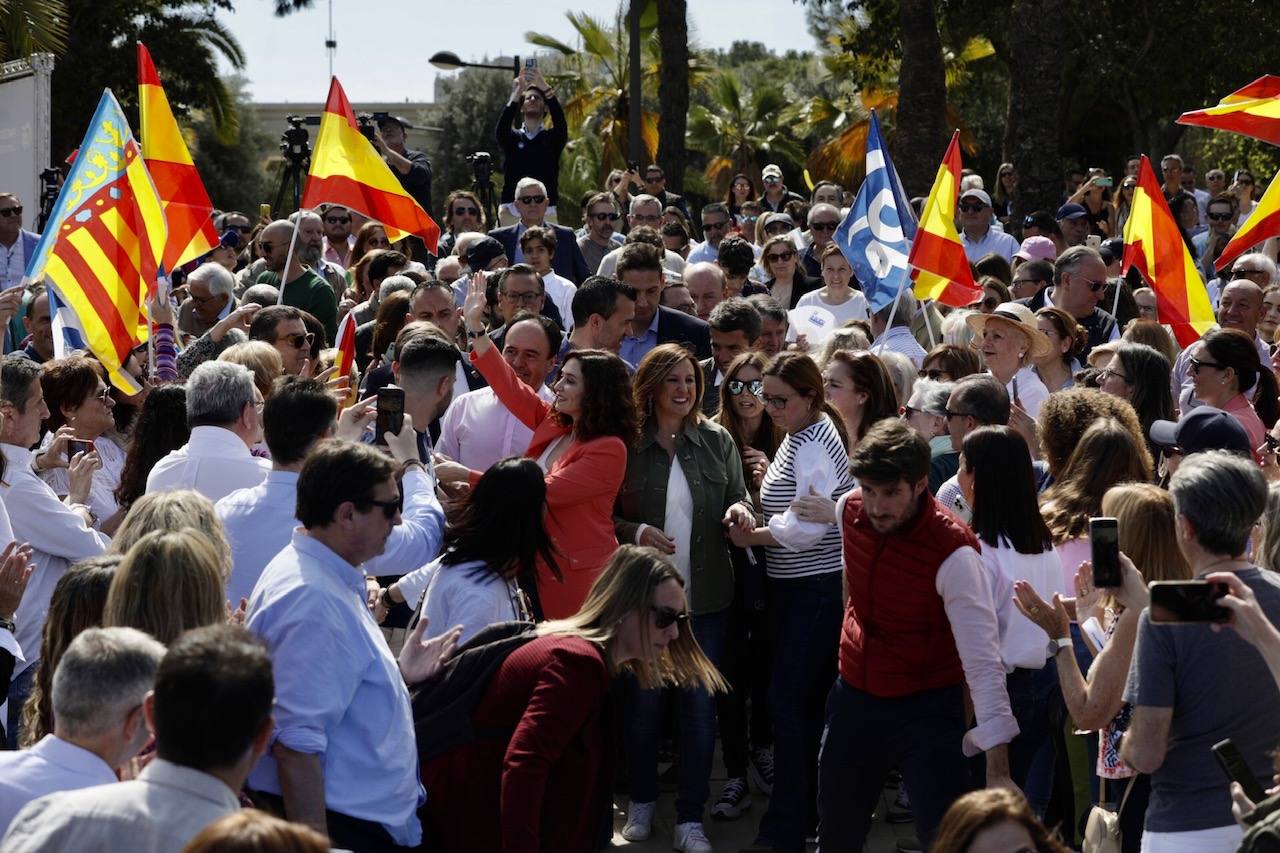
[834,110,919,312]
[48,286,89,359]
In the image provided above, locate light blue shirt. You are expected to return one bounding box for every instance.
[960,225,1020,264]
[218,466,444,607]
[0,735,116,837]
[245,532,424,845]
[619,309,660,367]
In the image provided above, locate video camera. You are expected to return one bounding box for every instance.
[467,151,493,185]
[280,115,321,165]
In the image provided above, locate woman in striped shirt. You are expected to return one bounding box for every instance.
[726,352,854,852]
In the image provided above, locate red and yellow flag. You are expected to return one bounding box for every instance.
[1216,168,1280,273]
[333,309,358,406]
[908,131,981,308]
[302,78,440,253]
[137,43,218,272]
[1122,156,1213,348]
[1177,76,1280,146]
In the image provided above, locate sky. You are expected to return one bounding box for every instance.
[221,0,821,103]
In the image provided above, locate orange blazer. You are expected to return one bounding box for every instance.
[469,346,626,618]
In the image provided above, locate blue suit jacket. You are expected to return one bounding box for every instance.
[488,223,591,285]
[655,305,711,361]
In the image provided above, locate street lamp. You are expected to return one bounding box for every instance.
[428,51,520,76]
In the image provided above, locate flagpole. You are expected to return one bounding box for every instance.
[872,271,912,356]
[276,217,302,305]
[1111,278,1122,321]
[923,299,937,348]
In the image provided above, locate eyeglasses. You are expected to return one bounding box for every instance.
[958,202,987,213]
[1080,277,1107,293]
[1011,277,1042,288]
[727,378,763,396]
[918,368,952,381]
[517,195,547,205]
[1189,357,1225,374]
[591,212,620,222]
[226,223,251,234]
[0,206,23,218]
[1233,268,1266,280]
[702,219,729,231]
[189,290,220,305]
[809,221,838,232]
[501,290,543,304]
[651,605,689,630]
[1099,367,1131,383]
[944,409,975,420]
[452,206,480,217]
[1208,212,1234,222]
[765,250,796,263]
[91,386,112,403]
[363,494,403,520]
[760,393,796,410]
[280,332,315,350]
[324,215,351,224]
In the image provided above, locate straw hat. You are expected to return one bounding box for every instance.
[965,302,1053,360]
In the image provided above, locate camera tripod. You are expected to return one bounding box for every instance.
[274,118,318,216]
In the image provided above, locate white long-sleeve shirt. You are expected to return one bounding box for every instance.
[436,384,555,473]
[145,425,270,503]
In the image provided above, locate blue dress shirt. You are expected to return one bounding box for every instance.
[619,310,660,368]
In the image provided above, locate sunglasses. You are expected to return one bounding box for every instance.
[765,250,796,263]
[1233,268,1266,279]
[517,195,547,205]
[809,221,838,232]
[324,216,351,224]
[227,224,251,233]
[452,206,480,217]
[1080,277,1107,293]
[363,494,403,520]
[591,212,620,222]
[958,202,987,213]
[281,332,315,350]
[763,176,782,184]
[651,605,689,630]
[0,206,23,218]
[91,386,112,402]
[727,378,763,396]
[944,409,975,420]
[702,219,729,231]
[1189,357,1225,374]
[1208,212,1234,222]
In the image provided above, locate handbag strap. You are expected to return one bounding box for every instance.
[1115,775,1138,814]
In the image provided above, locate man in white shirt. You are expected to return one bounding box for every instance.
[0,627,165,836]
[3,624,275,853]
[146,360,270,502]
[0,355,109,746]
[870,289,928,367]
[439,313,558,471]
[958,189,1019,264]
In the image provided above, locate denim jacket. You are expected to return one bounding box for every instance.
[614,418,748,614]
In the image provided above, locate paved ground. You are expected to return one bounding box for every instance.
[609,753,915,852]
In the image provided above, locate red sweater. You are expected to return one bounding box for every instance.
[420,635,611,853]
[838,491,977,697]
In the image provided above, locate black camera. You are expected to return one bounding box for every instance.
[280,115,321,164]
[466,151,493,184]
[355,113,377,143]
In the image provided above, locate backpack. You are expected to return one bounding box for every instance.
[410,620,538,763]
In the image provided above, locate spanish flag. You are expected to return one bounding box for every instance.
[1121,156,1213,349]
[137,43,218,272]
[24,90,167,394]
[333,308,358,406]
[1216,168,1280,273]
[1177,76,1280,146]
[302,78,440,252]
[908,131,981,308]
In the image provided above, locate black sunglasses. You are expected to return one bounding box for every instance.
[363,494,403,520]
[958,202,987,213]
[766,250,796,263]
[1208,212,1234,222]
[809,221,838,232]
[1233,268,1266,280]
[727,378,763,397]
[944,409,975,419]
[0,206,23,218]
[518,195,547,205]
[1081,277,1107,293]
[591,212,620,222]
[452,206,480,217]
[651,605,689,630]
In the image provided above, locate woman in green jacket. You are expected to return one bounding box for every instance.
[615,342,753,850]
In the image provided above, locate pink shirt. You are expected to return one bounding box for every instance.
[1223,393,1266,462]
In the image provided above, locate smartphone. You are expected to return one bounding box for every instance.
[66,438,95,460]
[525,57,537,70]
[1265,433,1279,453]
[627,160,639,174]
[376,386,405,441]
[1010,374,1019,404]
[258,203,271,222]
[1212,738,1268,804]
[1090,517,1122,588]
[1149,580,1230,624]
[1086,234,1102,249]
[1096,177,1113,188]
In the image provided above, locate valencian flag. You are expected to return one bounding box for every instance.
[24,90,167,394]
[1216,168,1280,273]
[137,43,218,272]
[1177,76,1280,146]
[333,309,358,406]
[908,131,982,308]
[1122,155,1213,348]
[302,78,440,252]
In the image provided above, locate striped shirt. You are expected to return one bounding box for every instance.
[760,414,854,579]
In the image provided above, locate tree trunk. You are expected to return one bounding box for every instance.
[657,0,689,194]
[627,0,643,166]
[1004,0,1064,220]
[895,0,948,196]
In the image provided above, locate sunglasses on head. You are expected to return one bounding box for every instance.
[0,206,23,218]
[452,206,480,217]
[651,605,689,630]
[727,378,763,397]
[363,493,403,520]
[518,195,547,205]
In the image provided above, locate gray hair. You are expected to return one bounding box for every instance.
[877,350,916,406]
[1170,450,1268,557]
[240,283,280,308]
[807,203,840,224]
[1053,245,1104,286]
[378,274,416,302]
[452,231,487,260]
[52,627,166,739]
[187,262,236,298]
[0,354,42,412]
[941,309,976,348]
[186,360,256,427]
[514,177,547,197]
[630,194,662,216]
[907,377,954,417]
[873,288,918,329]
[1232,252,1279,286]
[815,328,871,368]
[746,293,787,326]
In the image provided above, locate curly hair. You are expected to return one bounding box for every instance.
[558,349,638,444]
[1037,387,1151,482]
[932,788,1068,853]
[1041,417,1153,542]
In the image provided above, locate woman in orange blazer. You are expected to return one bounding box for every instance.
[436,272,638,619]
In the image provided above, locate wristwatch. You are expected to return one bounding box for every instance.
[380,587,397,609]
[0,615,15,634]
[465,326,485,340]
[1046,636,1072,659]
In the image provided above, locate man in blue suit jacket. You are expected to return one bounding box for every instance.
[0,194,42,352]
[615,242,711,366]
[488,177,590,285]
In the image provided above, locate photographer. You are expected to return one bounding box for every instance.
[374,115,433,263]
[496,67,566,222]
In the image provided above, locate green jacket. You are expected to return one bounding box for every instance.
[615,418,749,615]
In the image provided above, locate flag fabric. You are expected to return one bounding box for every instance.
[48,288,89,359]
[835,110,918,312]
[1122,155,1213,348]
[1176,76,1280,146]
[302,78,441,252]
[907,131,981,308]
[137,43,218,273]
[1216,167,1280,273]
[24,90,167,394]
[333,308,357,406]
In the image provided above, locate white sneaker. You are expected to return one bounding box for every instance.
[674,820,713,852]
[622,800,656,842]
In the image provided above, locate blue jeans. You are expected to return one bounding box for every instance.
[756,572,843,852]
[817,678,971,851]
[623,609,727,823]
[970,663,1063,817]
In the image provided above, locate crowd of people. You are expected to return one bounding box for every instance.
[4,64,1280,853]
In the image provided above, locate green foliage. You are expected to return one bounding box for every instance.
[687,73,806,192]
[1180,128,1280,191]
[431,69,516,218]
[0,0,68,60]
[188,75,272,214]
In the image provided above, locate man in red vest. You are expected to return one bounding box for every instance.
[817,420,1018,849]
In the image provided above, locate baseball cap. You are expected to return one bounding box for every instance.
[959,188,992,208]
[375,114,412,131]
[1014,236,1057,263]
[1148,406,1252,457]
[465,236,507,271]
[1056,202,1088,221]
[762,164,783,182]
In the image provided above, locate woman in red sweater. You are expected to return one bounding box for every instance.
[436,273,638,619]
[418,544,726,852]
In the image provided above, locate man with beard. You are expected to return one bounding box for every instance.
[255,220,338,343]
[320,205,355,268]
[296,211,347,297]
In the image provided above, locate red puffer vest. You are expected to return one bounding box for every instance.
[838,490,979,697]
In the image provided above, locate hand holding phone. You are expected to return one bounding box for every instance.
[66,438,95,461]
[376,386,405,443]
[1213,738,1267,804]
[1149,580,1230,624]
[1090,518,1122,588]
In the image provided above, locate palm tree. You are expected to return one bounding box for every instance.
[0,0,68,60]
[687,72,805,196]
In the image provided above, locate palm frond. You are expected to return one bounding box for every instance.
[0,0,68,60]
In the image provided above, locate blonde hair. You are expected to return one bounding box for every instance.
[1101,483,1190,594]
[220,341,283,399]
[632,343,704,433]
[112,490,232,580]
[103,529,227,645]
[1255,482,1280,571]
[539,545,726,693]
